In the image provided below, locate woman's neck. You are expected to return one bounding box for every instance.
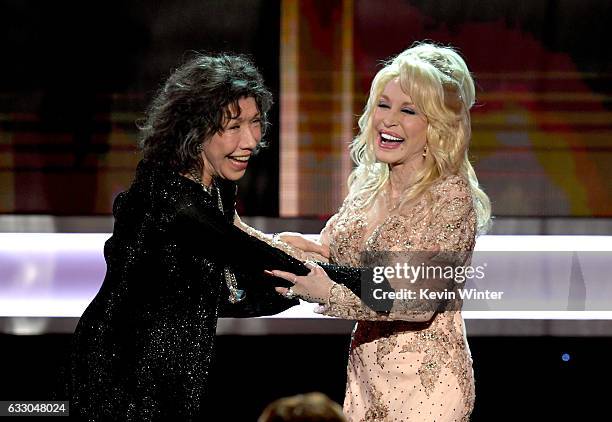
[387,157,425,200]
[198,167,214,188]
[185,168,214,189]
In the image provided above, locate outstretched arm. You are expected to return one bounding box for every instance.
[174,199,309,317]
[268,178,477,322]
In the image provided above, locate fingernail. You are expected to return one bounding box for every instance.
[264,270,275,276]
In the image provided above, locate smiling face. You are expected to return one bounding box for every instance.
[200,96,262,185]
[372,78,428,169]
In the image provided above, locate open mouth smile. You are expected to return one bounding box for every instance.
[378,131,405,150]
[226,155,251,171]
[228,155,250,163]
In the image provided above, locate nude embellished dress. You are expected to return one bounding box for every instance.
[319,175,477,422]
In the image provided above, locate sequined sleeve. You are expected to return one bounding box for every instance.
[426,177,476,254]
[320,276,436,322]
[321,176,476,321]
[233,214,307,260]
[318,212,339,254]
[174,200,310,278]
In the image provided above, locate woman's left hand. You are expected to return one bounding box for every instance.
[276,232,328,258]
[266,261,335,304]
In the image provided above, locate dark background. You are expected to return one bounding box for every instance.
[0,0,281,215]
[0,334,609,420]
[1,0,611,217]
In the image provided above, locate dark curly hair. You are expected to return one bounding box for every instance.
[138,53,273,175]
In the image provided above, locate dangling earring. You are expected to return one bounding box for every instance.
[196,143,203,154]
[422,144,428,158]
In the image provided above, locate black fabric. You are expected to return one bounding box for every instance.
[69,160,306,421]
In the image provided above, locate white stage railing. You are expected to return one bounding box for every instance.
[1,234,611,335]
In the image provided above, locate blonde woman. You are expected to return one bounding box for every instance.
[269,42,491,421]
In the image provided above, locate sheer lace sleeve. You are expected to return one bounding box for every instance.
[425,176,476,254]
[318,213,338,253]
[233,213,309,261]
[321,176,476,322]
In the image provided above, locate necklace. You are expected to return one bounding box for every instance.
[188,168,245,304]
[188,168,223,211]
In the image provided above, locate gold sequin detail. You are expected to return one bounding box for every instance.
[362,385,389,422]
[329,209,367,267]
[323,175,477,421]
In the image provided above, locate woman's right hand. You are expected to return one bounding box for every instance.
[277,232,329,258]
[267,261,335,304]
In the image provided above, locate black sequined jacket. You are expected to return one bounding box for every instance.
[69,160,316,421]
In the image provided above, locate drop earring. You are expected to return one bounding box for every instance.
[422,144,428,158]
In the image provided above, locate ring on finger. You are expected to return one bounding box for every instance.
[285,287,297,299]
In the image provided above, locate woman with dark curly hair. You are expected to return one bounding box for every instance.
[68,53,311,420]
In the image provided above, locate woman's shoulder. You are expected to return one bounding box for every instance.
[430,174,471,200]
[133,160,197,192]
[129,159,208,212]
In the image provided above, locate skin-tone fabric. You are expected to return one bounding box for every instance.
[319,175,477,422]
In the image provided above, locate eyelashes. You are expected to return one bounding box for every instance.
[377,103,416,115]
[226,119,262,131]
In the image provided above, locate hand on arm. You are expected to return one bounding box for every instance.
[272,213,337,263]
[276,232,329,259]
[233,214,326,262]
[267,261,335,304]
[295,181,476,322]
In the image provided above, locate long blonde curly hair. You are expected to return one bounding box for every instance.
[347,42,491,234]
